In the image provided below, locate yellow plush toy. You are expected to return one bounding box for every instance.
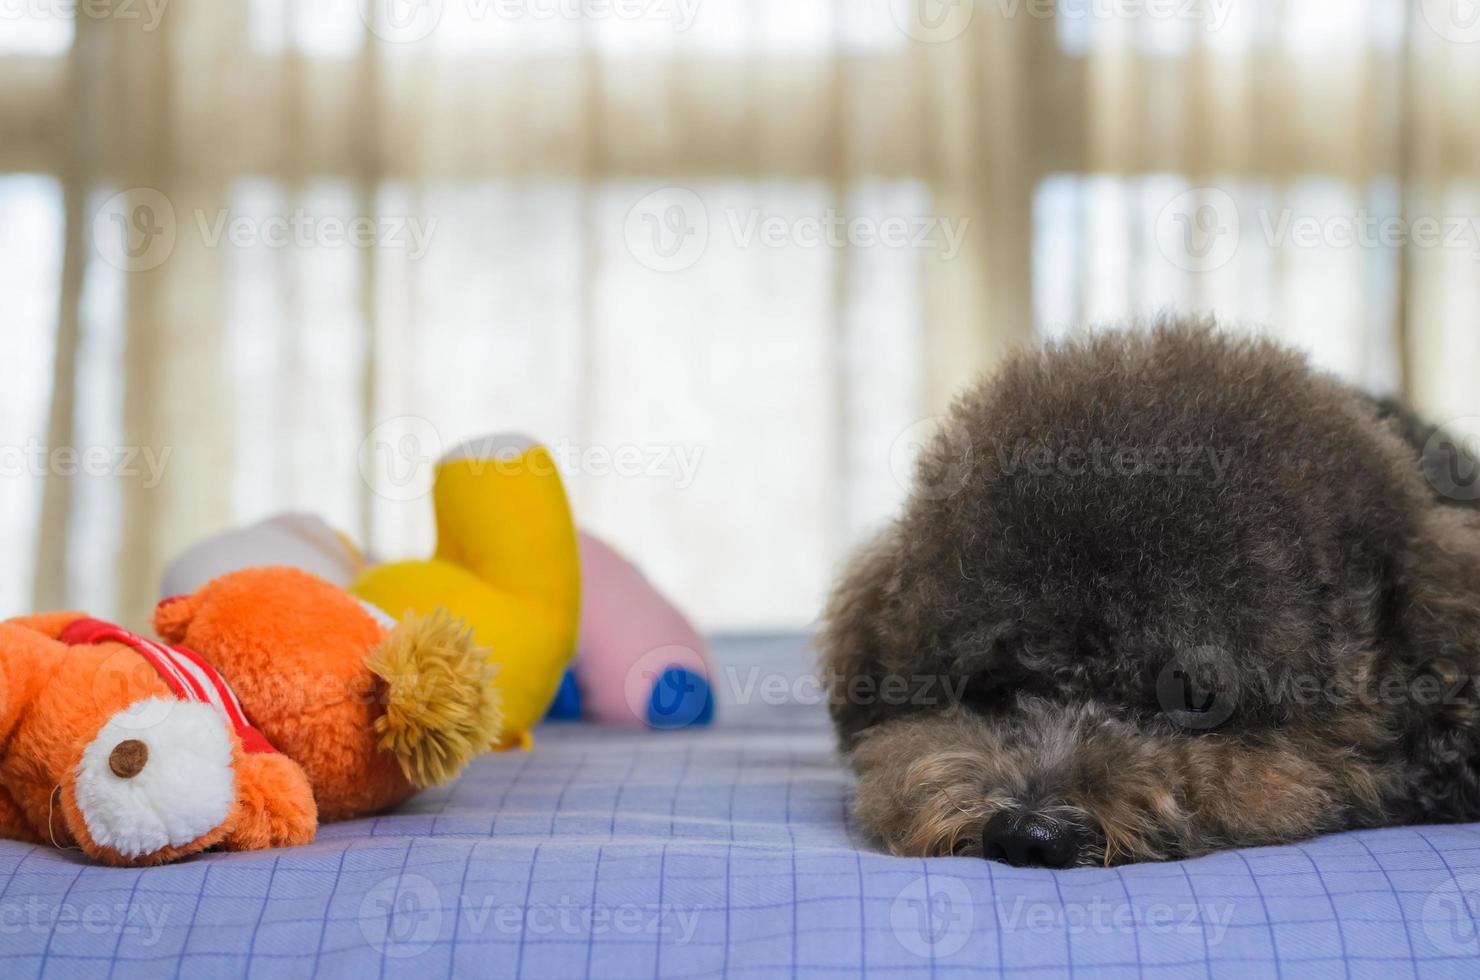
[161,434,582,751]
[351,435,580,748]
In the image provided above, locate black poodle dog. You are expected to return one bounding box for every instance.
[820,322,1480,867]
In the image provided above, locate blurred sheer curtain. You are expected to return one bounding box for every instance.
[1,0,1477,630]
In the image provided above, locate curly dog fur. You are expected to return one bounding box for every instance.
[820,322,1480,867]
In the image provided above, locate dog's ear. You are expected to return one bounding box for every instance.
[1403,507,1480,658]
[819,532,917,747]
[1391,507,1480,808]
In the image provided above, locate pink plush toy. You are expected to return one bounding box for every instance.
[546,532,716,729]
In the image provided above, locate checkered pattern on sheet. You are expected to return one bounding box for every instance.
[2,634,1479,979]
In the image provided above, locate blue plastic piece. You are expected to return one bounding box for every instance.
[545,669,583,721]
[646,667,715,729]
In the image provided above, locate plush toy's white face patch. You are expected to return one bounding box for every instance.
[74,698,236,858]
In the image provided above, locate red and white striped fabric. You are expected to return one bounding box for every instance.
[60,618,278,755]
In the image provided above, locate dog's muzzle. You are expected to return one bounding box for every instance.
[981,811,1084,868]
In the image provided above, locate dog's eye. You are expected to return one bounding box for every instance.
[958,674,1007,711]
[957,665,1031,713]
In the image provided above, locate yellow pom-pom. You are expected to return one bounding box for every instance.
[365,608,502,788]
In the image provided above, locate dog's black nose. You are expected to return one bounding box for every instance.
[981,812,1080,868]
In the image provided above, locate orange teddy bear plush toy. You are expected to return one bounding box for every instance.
[0,566,500,867]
